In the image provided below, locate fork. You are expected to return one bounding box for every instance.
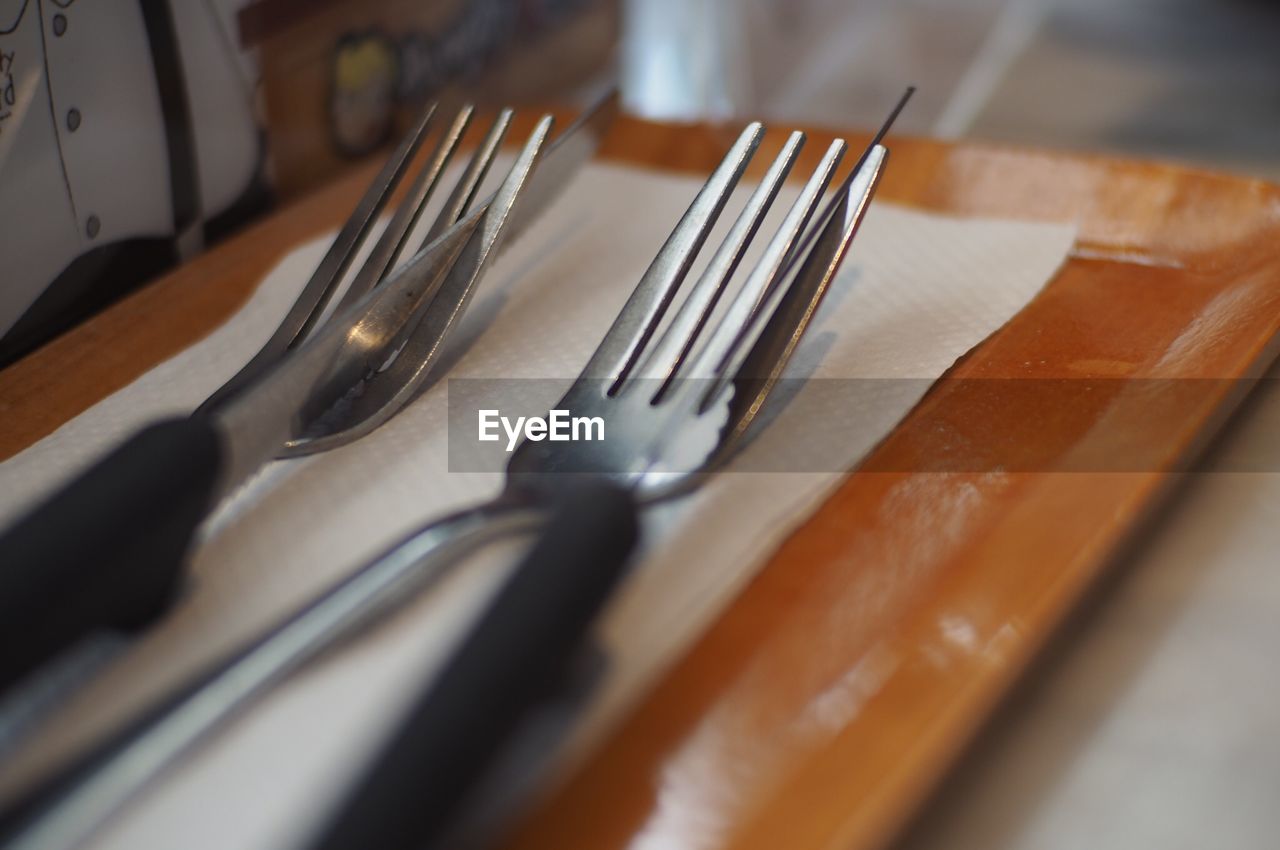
[0,90,911,850]
[0,93,617,697]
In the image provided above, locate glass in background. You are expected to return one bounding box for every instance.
[620,0,1280,179]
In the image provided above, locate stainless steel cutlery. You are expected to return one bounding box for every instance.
[0,89,912,850]
[0,93,617,695]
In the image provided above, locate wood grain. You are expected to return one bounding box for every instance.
[4,112,1280,850]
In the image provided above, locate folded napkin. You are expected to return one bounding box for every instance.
[0,159,1074,850]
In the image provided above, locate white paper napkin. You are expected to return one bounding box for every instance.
[0,160,1074,850]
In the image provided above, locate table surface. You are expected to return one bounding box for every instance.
[4,112,1280,850]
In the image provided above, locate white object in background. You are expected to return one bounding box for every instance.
[173,0,260,227]
[621,0,752,121]
[0,0,259,340]
[0,0,165,339]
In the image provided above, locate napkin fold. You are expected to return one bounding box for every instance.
[0,159,1074,850]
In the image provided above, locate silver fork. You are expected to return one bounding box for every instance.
[200,93,617,443]
[0,90,910,850]
[0,94,616,704]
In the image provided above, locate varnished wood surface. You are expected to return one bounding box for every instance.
[4,112,1280,850]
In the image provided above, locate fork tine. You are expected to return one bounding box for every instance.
[700,143,887,424]
[280,116,557,455]
[267,107,438,348]
[330,110,511,320]
[421,108,515,246]
[276,93,616,453]
[576,122,764,389]
[197,104,439,413]
[333,105,475,314]
[655,138,846,399]
[629,130,806,398]
[744,141,846,329]
[725,145,887,388]
[683,89,910,411]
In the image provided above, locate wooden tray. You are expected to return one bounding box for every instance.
[4,114,1280,850]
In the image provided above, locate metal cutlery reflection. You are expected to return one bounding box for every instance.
[0,93,617,697]
[0,89,912,850]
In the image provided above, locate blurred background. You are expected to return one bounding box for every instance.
[2,3,1278,847]
[3,0,1279,359]
[623,0,1280,180]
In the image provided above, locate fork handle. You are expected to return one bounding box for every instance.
[0,416,223,695]
[308,481,638,850]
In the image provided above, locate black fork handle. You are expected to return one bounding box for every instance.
[307,480,639,850]
[0,417,223,695]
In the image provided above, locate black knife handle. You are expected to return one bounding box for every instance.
[0,416,223,695]
[308,480,640,850]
